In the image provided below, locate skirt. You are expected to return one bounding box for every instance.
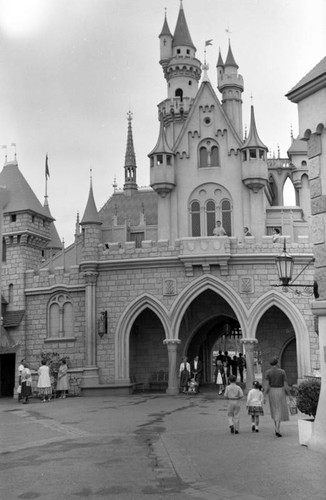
[248,406,264,416]
[268,387,289,421]
[21,382,32,398]
[216,372,223,385]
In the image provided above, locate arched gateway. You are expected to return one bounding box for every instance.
[115,277,308,392]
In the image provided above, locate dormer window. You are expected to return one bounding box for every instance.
[249,149,257,159]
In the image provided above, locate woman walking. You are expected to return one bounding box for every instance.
[264,357,291,437]
[215,359,226,395]
[179,356,191,393]
[37,359,52,402]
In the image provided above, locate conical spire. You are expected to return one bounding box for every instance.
[159,10,172,38]
[242,105,268,150]
[80,173,101,225]
[224,41,238,69]
[123,111,137,192]
[149,117,174,156]
[172,0,196,50]
[216,48,224,68]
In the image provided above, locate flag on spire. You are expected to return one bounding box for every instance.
[205,39,213,46]
[45,154,50,178]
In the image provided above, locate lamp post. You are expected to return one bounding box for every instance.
[274,239,317,297]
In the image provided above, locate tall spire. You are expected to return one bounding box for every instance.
[123,111,137,194]
[172,0,196,50]
[224,41,239,69]
[80,171,101,225]
[242,105,268,150]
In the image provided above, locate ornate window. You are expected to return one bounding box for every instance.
[189,185,232,237]
[191,201,201,236]
[48,293,73,338]
[198,140,220,167]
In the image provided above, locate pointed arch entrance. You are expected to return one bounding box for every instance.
[177,289,242,385]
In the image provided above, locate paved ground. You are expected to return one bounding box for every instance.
[0,389,325,500]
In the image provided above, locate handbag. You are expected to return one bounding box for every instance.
[17,385,21,394]
[288,398,297,415]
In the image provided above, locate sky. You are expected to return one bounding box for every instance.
[0,0,325,246]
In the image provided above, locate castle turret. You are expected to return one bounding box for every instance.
[149,117,175,240]
[217,41,244,137]
[123,111,138,196]
[158,1,202,135]
[241,105,268,238]
[80,176,102,261]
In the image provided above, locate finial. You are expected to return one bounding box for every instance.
[244,124,247,141]
[76,211,80,224]
[225,25,232,41]
[250,93,254,105]
[90,168,93,186]
[277,144,280,159]
[112,175,117,192]
[127,110,133,122]
[290,124,294,143]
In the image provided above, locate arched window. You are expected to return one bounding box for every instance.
[221,199,232,236]
[210,146,219,166]
[48,293,73,338]
[283,177,296,206]
[199,147,208,168]
[191,201,201,236]
[206,201,216,235]
[175,88,183,102]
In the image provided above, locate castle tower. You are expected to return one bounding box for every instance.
[123,111,138,196]
[157,1,202,143]
[217,41,244,137]
[241,105,268,236]
[149,117,176,240]
[80,175,102,262]
[43,198,62,261]
[287,137,310,219]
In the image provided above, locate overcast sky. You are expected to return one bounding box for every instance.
[0,0,325,246]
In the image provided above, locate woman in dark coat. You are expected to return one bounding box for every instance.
[264,357,291,437]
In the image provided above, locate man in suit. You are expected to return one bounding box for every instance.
[191,356,203,392]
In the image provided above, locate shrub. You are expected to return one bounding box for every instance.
[296,378,321,419]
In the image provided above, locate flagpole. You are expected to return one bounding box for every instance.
[44,154,49,205]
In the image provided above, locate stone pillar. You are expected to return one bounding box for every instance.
[164,339,180,395]
[0,187,9,339]
[82,270,99,386]
[309,301,326,454]
[241,338,258,391]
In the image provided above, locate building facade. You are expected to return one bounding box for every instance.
[0,3,320,397]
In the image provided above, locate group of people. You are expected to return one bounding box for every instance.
[212,221,253,238]
[18,358,70,404]
[215,351,246,395]
[225,356,294,437]
[179,356,202,393]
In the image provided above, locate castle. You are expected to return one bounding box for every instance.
[0,2,319,397]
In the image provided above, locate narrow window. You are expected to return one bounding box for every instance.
[206,201,216,235]
[175,88,183,102]
[157,155,163,165]
[221,200,232,236]
[211,146,219,166]
[249,149,257,159]
[2,238,6,262]
[191,201,201,237]
[166,155,172,166]
[199,147,208,168]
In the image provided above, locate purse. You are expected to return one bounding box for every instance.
[17,385,21,394]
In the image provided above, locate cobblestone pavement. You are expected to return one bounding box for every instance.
[0,392,325,499]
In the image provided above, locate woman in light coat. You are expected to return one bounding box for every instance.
[37,360,52,402]
[56,359,69,398]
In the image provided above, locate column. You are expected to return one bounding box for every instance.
[164,339,180,395]
[0,187,9,343]
[241,338,258,391]
[82,270,99,386]
[309,301,326,454]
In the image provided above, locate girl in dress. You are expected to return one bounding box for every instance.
[215,359,226,395]
[37,359,52,402]
[56,359,69,398]
[246,380,264,432]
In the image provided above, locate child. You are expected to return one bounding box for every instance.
[224,374,243,434]
[246,380,264,432]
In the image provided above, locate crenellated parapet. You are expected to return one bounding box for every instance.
[25,265,82,290]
